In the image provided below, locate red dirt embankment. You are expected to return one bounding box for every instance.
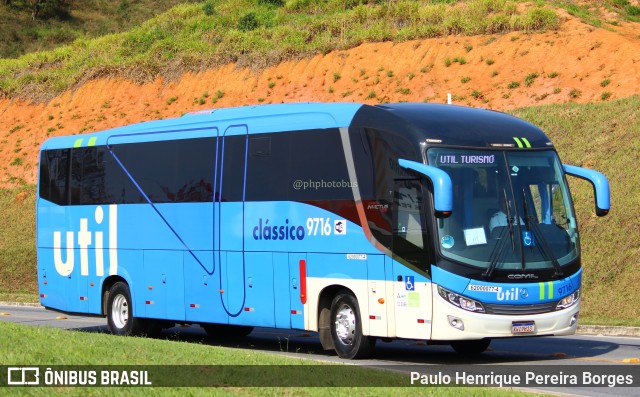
[1,15,639,186]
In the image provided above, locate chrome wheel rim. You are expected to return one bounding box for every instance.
[334,304,356,345]
[111,294,128,329]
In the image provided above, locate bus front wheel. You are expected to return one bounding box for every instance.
[107,282,144,336]
[329,290,375,359]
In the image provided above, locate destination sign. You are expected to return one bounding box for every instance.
[436,154,496,165]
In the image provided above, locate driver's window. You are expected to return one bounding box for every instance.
[392,179,429,271]
[396,183,424,249]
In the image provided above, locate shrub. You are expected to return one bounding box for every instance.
[626,5,640,16]
[202,0,216,16]
[238,13,259,31]
[259,0,285,5]
[524,72,539,87]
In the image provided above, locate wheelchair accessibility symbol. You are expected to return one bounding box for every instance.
[405,276,415,291]
[522,231,535,247]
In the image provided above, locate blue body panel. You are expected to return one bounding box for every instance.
[36,199,380,325]
[432,266,581,304]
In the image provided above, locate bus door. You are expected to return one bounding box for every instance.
[215,125,250,321]
[390,178,433,340]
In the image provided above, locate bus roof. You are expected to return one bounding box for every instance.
[40,102,552,151]
[40,102,364,150]
[375,103,552,149]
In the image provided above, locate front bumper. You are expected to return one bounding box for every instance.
[431,287,579,340]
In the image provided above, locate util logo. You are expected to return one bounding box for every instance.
[53,205,119,277]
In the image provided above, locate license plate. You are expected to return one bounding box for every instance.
[512,321,535,334]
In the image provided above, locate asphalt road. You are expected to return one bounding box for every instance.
[1,304,639,396]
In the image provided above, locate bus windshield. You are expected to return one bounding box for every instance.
[427,148,579,271]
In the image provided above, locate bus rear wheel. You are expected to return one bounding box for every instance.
[107,282,144,336]
[450,339,491,355]
[330,291,375,359]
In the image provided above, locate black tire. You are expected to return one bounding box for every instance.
[450,339,491,355]
[329,290,375,359]
[106,282,144,336]
[202,324,254,338]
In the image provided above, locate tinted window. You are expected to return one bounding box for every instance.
[40,137,216,205]
[245,129,352,201]
[78,147,144,205]
[39,149,70,205]
[218,135,246,202]
[358,128,420,250]
[112,137,215,203]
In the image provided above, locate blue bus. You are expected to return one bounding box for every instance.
[37,102,609,358]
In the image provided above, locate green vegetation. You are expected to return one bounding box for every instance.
[510,96,640,326]
[524,72,539,87]
[0,186,36,301]
[0,0,198,59]
[569,88,582,99]
[548,0,640,26]
[0,322,543,395]
[3,98,640,327]
[0,0,561,101]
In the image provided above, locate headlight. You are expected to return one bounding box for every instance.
[556,289,580,310]
[437,286,485,313]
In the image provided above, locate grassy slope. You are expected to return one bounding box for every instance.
[0,0,560,101]
[0,97,638,325]
[0,322,540,396]
[511,96,640,325]
[0,0,197,59]
[0,186,36,302]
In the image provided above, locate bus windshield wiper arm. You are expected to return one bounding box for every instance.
[504,188,516,254]
[484,190,515,280]
[521,188,563,277]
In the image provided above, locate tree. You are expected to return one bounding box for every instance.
[30,0,72,21]
[1,0,71,20]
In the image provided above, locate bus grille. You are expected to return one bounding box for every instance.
[483,301,558,315]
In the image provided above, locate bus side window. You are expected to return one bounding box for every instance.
[39,149,70,205]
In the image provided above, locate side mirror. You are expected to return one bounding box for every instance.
[398,159,453,218]
[563,164,610,216]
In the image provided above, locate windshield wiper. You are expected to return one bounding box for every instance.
[521,188,563,277]
[484,189,516,280]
